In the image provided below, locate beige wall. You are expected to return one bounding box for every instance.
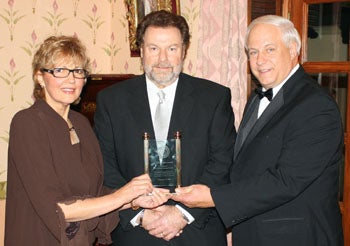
[0,0,200,244]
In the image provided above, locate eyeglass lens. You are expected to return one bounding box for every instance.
[52,68,87,78]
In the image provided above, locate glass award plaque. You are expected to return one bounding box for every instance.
[143,132,181,191]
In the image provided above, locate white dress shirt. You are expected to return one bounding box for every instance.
[257,64,300,118]
[146,76,177,132]
[131,76,194,227]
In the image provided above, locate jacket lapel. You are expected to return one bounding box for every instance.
[127,75,156,139]
[168,74,195,138]
[235,66,307,160]
[234,96,260,159]
[242,88,284,150]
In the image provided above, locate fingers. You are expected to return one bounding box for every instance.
[129,175,154,195]
[116,176,154,205]
[129,177,152,194]
[119,175,169,207]
[163,229,184,241]
[152,189,170,203]
[172,185,195,204]
[175,186,193,194]
[171,191,188,203]
[142,206,187,241]
[156,229,183,241]
[133,173,151,181]
[174,185,215,208]
[153,187,171,194]
[147,225,184,241]
[129,184,152,199]
[132,189,170,209]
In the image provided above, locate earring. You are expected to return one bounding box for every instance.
[40,83,44,88]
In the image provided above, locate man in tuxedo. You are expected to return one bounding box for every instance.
[93,10,236,246]
[173,15,344,246]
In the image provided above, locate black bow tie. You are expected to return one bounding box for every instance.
[255,88,273,101]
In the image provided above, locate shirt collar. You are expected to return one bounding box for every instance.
[146,75,178,99]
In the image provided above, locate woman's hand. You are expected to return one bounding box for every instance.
[132,188,170,209]
[114,174,154,205]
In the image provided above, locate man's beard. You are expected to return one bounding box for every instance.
[144,62,183,86]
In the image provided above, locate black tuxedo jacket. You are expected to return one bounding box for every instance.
[212,66,344,246]
[94,73,236,246]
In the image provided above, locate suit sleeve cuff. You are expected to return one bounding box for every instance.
[175,205,195,224]
[130,209,144,227]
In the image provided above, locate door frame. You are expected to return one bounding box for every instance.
[287,0,350,244]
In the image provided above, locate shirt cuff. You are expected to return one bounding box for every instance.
[130,209,144,227]
[175,205,195,224]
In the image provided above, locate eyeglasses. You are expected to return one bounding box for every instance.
[41,68,88,79]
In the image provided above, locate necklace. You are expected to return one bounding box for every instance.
[67,119,80,145]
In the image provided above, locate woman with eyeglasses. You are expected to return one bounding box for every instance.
[5,35,170,246]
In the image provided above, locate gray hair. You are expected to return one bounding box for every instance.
[245,15,301,55]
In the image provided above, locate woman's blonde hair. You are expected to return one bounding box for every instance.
[32,35,90,100]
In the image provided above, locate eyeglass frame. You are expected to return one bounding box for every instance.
[40,67,89,79]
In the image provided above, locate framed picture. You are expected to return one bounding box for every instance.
[125,0,180,56]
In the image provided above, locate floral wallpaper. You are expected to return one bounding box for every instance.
[0,0,203,199]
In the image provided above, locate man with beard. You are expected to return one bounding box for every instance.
[94,10,236,246]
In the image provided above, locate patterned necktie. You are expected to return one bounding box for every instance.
[154,90,170,141]
[255,87,273,101]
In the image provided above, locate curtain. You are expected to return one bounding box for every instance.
[196,0,247,128]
